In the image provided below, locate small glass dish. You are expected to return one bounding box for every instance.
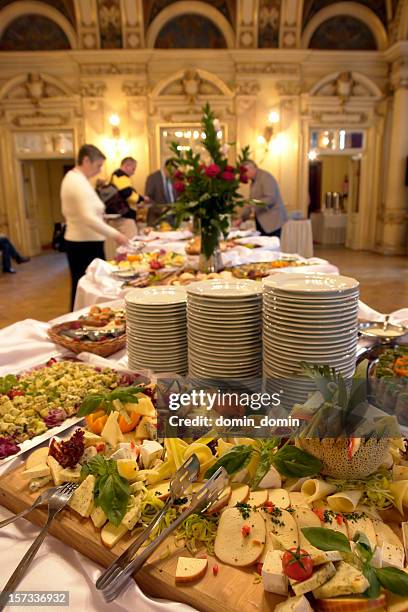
[359,320,408,343]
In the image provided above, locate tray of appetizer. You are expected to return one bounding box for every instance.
[109,251,187,279]
[1,370,408,611]
[48,306,127,357]
[0,358,148,465]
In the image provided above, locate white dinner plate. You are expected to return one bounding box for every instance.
[263,273,359,294]
[126,286,187,306]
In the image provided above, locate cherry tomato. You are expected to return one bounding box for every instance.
[8,389,24,399]
[282,547,313,582]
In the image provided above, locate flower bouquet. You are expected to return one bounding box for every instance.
[168,103,252,272]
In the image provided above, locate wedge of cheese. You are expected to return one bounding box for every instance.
[291,562,336,596]
[121,495,142,530]
[310,551,343,566]
[46,455,64,486]
[175,557,207,583]
[262,550,288,595]
[258,465,282,489]
[312,561,369,599]
[101,521,128,549]
[21,464,50,480]
[274,596,313,612]
[129,395,155,417]
[228,484,250,507]
[101,411,124,447]
[248,490,268,508]
[68,474,95,517]
[90,506,107,529]
[371,520,404,555]
[345,514,377,550]
[83,430,103,447]
[289,492,309,508]
[293,507,322,554]
[59,466,81,483]
[25,447,49,470]
[379,542,405,569]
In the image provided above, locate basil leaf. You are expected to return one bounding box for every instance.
[109,386,143,403]
[78,394,106,416]
[97,471,130,527]
[204,445,253,479]
[353,532,374,563]
[302,527,351,553]
[376,567,408,596]
[363,565,381,599]
[272,445,322,477]
[250,439,279,489]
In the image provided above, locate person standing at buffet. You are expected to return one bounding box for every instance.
[144,159,176,227]
[111,157,150,237]
[241,160,288,237]
[61,144,128,310]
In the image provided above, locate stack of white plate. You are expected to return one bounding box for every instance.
[262,273,359,407]
[125,286,187,374]
[186,279,262,382]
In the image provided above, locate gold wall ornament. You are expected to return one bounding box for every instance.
[236,63,299,75]
[276,80,302,96]
[80,63,145,75]
[11,111,69,127]
[80,81,107,97]
[336,72,354,103]
[181,70,201,103]
[25,74,45,102]
[235,81,260,95]
[122,81,148,96]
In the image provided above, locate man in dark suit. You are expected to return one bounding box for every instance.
[241,161,288,237]
[144,159,176,227]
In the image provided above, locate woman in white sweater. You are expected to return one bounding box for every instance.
[61,144,128,309]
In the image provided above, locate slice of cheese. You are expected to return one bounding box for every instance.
[248,490,268,508]
[312,561,369,599]
[214,507,265,567]
[294,507,322,554]
[291,562,336,596]
[121,495,142,530]
[90,506,107,529]
[83,430,103,447]
[310,550,343,566]
[345,514,377,550]
[289,492,309,508]
[318,508,348,538]
[25,447,49,470]
[21,464,50,480]
[262,550,288,596]
[101,411,124,447]
[101,521,128,549]
[140,440,163,468]
[380,542,405,569]
[258,465,282,489]
[129,395,155,417]
[371,520,404,555]
[46,455,64,486]
[59,466,81,483]
[175,556,208,583]
[268,489,290,509]
[228,484,250,507]
[68,474,95,517]
[274,596,313,612]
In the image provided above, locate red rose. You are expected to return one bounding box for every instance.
[205,163,221,178]
[240,174,249,183]
[174,170,184,179]
[224,165,235,173]
[220,171,235,181]
[173,181,185,193]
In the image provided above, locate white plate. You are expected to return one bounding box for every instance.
[263,302,358,316]
[263,273,359,294]
[187,279,262,298]
[263,291,359,303]
[187,335,260,348]
[125,286,187,306]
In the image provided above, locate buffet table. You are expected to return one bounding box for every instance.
[310,211,348,246]
[0,299,408,612]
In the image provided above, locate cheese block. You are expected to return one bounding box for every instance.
[248,490,268,508]
[379,542,405,569]
[267,489,290,509]
[371,519,404,554]
[345,514,377,550]
[214,507,265,567]
[82,430,103,447]
[140,440,163,468]
[310,551,343,566]
[59,466,81,483]
[68,474,95,517]
[134,416,156,439]
[228,484,250,507]
[258,465,282,489]
[21,464,50,480]
[101,411,124,447]
[101,521,128,548]
[147,480,171,500]
[289,492,309,508]
[293,507,322,554]
[175,557,208,583]
[291,562,336,596]
[121,495,142,530]
[128,395,155,417]
[46,455,64,486]
[262,550,288,595]
[274,596,313,612]
[263,509,299,551]
[312,561,369,598]
[90,506,107,529]
[25,447,49,470]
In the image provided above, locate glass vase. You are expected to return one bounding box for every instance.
[198,220,223,273]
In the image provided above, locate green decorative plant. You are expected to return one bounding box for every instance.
[168,103,252,265]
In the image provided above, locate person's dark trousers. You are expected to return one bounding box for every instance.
[65,240,105,311]
[0,237,21,271]
[255,219,281,238]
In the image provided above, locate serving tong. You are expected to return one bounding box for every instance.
[97,461,228,603]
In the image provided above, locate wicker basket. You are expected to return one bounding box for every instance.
[48,322,126,357]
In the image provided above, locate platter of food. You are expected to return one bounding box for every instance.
[109,251,187,279]
[1,369,408,611]
[0,358,148,465]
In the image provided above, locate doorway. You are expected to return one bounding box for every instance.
[21,159,74,254]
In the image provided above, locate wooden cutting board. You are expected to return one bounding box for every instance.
[0,465,283,612]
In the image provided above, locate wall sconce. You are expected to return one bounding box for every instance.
[109,113,120,138]
[308,149,318,161]
[257,110,280,149]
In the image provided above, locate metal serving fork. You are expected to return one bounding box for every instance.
[96,453,201,592]
[100,466,229,603]
[0,487,61,530]
[0,482,78,611]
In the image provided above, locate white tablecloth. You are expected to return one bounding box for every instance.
[280,220,313,258]
[1,299,408,611]
[311,212,348,246]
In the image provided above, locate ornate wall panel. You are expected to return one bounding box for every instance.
[144,0,235,27]
[258,0,281,47]
[0,0,76,25]
[154,14,228,47]
[302,0,387,28]
[0,15,71,50]
[96,0,122,47]
[309,16,377,49]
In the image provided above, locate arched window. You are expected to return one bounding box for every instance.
[309,15,377,49]
[154,13,227,48]
[0,14,71,50]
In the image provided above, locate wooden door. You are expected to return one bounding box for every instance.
[20,161,41,255]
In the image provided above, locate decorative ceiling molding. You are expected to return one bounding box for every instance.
[79,81,106,96]
[0,0,78,49]
[80,63,145,75]
[145,1,235,49]
[236,63,299,75]
[0,73,74,102]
